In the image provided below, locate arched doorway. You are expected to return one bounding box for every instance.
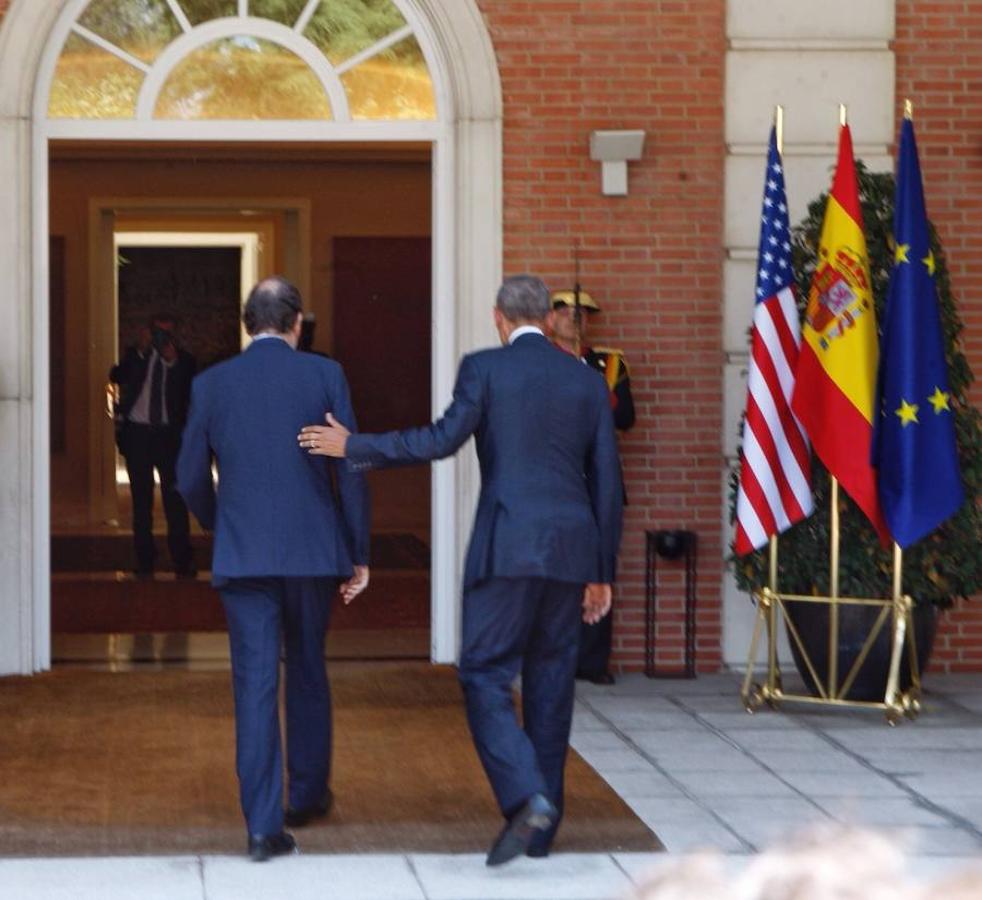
[0,0,501,674]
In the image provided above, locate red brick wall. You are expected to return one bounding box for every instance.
[896,0,982,674]
[476,0,727,672]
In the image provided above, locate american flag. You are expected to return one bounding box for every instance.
[734,127,813,555]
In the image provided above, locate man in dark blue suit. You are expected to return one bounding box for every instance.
[177,277,370,861]
[110,313,197,577]
[299,275,623,866]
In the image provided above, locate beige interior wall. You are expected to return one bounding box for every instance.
[49,154,431,524]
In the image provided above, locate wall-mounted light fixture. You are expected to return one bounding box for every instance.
[589,129,646,196]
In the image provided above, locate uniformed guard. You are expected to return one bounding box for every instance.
[550,289,635,432]
[550,289,635,683]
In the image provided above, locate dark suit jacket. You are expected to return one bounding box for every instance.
[110,345,197,428]
[346,332,623,587]
[176,339,370,586]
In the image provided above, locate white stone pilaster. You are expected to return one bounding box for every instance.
[0,113,34,674]
[722,1,897,667]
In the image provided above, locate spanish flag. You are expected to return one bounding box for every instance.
[791,124,890,542]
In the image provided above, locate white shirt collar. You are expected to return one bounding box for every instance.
[508,325,544,345]
[251,333,291,345]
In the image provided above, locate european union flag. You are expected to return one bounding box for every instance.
[873,117,964,548]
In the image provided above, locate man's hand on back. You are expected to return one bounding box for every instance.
[299,412,350,457]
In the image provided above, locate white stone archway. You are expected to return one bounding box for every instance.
[0,0,502,674]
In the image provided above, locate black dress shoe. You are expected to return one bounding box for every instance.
[285,789,333,827]
[576,670,616,685]
[486,793,557,867]
[248,831,297,862]
[526,846,550,858]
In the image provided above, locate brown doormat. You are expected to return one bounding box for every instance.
[0,663,661,857]
[51,571,429,633]
[51,533,431,573]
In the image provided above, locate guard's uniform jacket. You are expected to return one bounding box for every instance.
[582,346,635,432]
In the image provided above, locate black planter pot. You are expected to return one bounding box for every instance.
[784,600,938,702]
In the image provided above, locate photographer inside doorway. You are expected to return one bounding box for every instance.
[110,313,197,578]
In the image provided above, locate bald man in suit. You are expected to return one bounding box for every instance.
[178,276,370,861]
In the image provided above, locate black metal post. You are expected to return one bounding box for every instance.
[645,529,698,678]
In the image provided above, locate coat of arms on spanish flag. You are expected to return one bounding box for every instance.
[791,123,890,543]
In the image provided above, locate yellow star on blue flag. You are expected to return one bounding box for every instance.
[872,117,963,547]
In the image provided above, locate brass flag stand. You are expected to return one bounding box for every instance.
[739,476,922,725]
[739,104,922,726]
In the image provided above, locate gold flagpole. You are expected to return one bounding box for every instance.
[829,477,840,698]
[766,103,785,696]
[827,103,848,699]
[883,96,916,720]
[742,105,786,710]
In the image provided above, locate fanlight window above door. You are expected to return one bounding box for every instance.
[48,0,437,121]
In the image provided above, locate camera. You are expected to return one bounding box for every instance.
[151,326,175,353]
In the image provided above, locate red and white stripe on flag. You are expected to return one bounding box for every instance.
[734,128,813,555]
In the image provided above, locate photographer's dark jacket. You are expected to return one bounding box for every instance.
[110,346,196,428]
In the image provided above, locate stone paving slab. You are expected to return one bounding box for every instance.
[599,711,703,731]
[829,727,982,751]
[945,693,982,714]
[898,772,982,797]
[746,749,871,773]
[629,747,766,774]
[885,826,982,856]
[669,769,800,799]
[815,795,958,829]
[713,728,836,752]
[408,853,633,900]
[776,769,910,798]
[861,749,982,772]
[928,797,982,828]
[593,768,687,799]
[691,711,812,731]
[203,854,425,900]
[619,797,750,853]
[709,796,832,849]
[0,858,203,900]
[571,747,654,773]
[646,820,748,854]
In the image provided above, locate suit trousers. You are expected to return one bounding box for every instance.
[220,577,337,837]
[457,576,583,849]
[120,423,193,573]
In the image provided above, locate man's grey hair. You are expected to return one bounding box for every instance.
[496,275,550,322]
[243,276,302,335]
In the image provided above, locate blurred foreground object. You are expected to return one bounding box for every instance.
[632,826,982,900]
